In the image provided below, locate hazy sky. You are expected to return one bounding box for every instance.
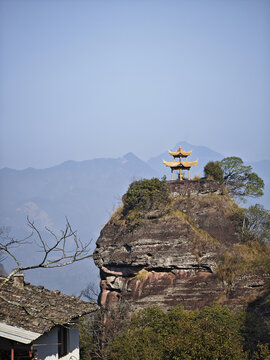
[0,0,269,169]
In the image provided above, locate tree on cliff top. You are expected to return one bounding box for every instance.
[204,157,264,202]
[220,157,264,200]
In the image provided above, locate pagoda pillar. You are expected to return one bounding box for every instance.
[171,168,173,181]
[188,169,190,180]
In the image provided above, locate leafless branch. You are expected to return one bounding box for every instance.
[0,218,93,292]
[0,227,32,263]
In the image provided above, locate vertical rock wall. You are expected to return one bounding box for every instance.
[93,180,268,313]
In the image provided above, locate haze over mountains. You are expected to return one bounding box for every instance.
[0,142,269,295]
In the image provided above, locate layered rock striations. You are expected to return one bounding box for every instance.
[93,179,269,314]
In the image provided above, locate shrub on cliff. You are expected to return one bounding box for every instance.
[204,161,224,184]
[122,177,170,222]
[107,304,253,360]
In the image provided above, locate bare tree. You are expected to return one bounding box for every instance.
[80,281,100,303]
[0,217,92,291]
[79,299,131,360]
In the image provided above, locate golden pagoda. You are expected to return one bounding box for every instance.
[163,146,198,181]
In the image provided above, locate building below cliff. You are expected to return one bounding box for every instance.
[93,179,269,324]
[0,274,97,360]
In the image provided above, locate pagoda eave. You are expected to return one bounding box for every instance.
[181,160,198,168]
[163,160,198,169]
[168,148,192,158]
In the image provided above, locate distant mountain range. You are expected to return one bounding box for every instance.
[0,142,269,295]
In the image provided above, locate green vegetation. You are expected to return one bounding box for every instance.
[106,304,269,360]
[243,204,270,243]
[79,302,270,360]
[122,177,170,224]
[204,157,264,202]
[220,157,264,201]
[204,160,224,184]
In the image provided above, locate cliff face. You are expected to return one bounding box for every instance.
[93,179,269,314]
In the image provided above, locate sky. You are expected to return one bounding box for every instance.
[0,0,269,169]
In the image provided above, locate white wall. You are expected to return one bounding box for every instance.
[33,325,80,360]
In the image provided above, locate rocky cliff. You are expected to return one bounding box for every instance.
[93,179,269,316]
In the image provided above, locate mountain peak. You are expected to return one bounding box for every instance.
[123,152,141,162]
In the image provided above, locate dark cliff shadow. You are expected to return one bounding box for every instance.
[244,289,270,357]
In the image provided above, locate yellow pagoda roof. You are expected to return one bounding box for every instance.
[163,160,198,169]
[168,147,192,158]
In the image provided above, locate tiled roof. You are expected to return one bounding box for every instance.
[0,276,98,334]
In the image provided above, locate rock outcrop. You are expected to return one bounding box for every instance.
[93,179,269,315]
